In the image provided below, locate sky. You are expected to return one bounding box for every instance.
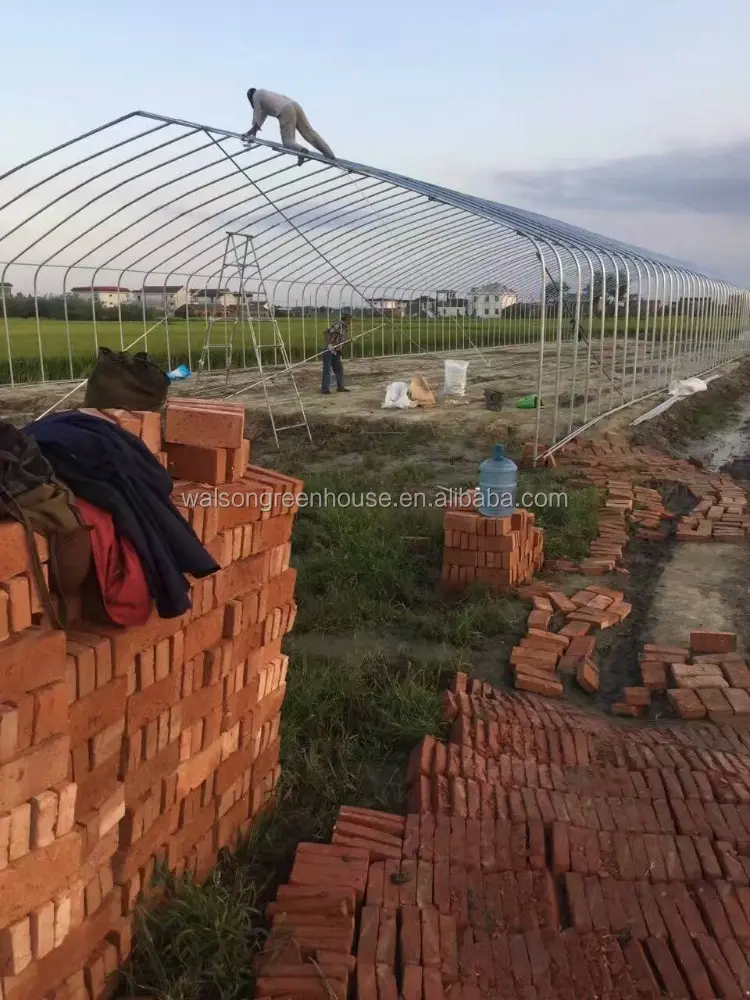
[1,0,749,284]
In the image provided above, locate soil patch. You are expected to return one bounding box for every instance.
[630,359,750,455]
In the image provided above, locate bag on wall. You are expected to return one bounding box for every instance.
[84,347,169,412]
[0,421,91,628]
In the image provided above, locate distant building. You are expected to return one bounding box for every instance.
[434,289,468,318]
[173,287,267,316]
[370,298,410,317]
[469,282,517,318]
[70,286,133,308]
[174,287,237,310]
[132,285,183,313]
[0,282,12,297]
[679,297,713,314]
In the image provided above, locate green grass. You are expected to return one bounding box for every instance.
[123,649,451,1000]
[1,314,673,384]
[292,463,600,635]
[119,429,601,1000]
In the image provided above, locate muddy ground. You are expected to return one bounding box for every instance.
[581,361,750,718]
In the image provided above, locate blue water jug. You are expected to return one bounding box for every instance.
[478,444,517,517]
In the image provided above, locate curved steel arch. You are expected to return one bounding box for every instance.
[0,109,748,454]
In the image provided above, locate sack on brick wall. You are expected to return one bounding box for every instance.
[84,348,169,412]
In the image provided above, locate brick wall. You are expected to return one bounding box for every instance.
[0,401,301,1000]
[441,508,544,593]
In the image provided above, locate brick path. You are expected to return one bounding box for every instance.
[257,677,750,999]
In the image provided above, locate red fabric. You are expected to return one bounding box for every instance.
[75,496,152,626]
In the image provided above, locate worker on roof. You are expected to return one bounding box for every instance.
[242,89,336,167]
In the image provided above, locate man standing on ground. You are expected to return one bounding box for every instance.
[322,313,351,394]
[242,89,336,167]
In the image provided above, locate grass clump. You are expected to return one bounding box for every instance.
[122,862,264,1000]
[518,467,601,561]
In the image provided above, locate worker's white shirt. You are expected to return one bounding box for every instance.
[252,89,294,130]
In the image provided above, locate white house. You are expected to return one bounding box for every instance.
[132,286,183,312]
[172,287,268,315]
[470,282,517,318]
[370,298,410,317]
[173,287,237,310]
[70,286,132,307]
[433,289,468,318]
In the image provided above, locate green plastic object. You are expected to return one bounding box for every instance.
[516,393,542,410]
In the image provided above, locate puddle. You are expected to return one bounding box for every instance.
[686,399,750,472]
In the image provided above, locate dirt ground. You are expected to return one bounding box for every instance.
[649,543,750,652]
[0,339,728,450]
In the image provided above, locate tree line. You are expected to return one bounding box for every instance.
[1,293,160,321]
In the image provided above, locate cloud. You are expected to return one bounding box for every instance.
[491,140,750,216]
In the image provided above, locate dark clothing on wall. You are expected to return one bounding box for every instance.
[25,411,219,619]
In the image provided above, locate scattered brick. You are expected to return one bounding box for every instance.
[690,630,737,655]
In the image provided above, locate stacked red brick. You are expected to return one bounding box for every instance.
[0,621,81,998]
[677,487,750,542]
[441,509,543,593]
[0,399,302,1000]
[538,433,750,551]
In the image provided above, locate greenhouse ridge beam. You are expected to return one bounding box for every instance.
[0,108,731,279]
[127,111,733,278]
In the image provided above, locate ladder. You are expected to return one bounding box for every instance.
[197,232,313,448]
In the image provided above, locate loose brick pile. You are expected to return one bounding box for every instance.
[632,629,750,724]
[441,509,544,593]
[508,582,631,700]
[254,675,750,1000]
[527,434,750,569]
[0,400,302,1000]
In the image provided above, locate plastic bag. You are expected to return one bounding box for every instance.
[443,360,468,396]
[631,377,708,425]
[382,382,416,409]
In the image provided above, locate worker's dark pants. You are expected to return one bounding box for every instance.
[322,350,344,391]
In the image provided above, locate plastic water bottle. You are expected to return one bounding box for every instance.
[478,444,517,517]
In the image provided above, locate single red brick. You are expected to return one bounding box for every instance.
[433,861,451,916]
[565,872,592,932]
[356,964,378,1000]
[690,630,736,655]
[645,936,690,998]
[356,906,379,963]
[167,444,228,486]
[438,913,459,983]
[421,906,440,969]
[165,401,244,449]
[399,906,421,968]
